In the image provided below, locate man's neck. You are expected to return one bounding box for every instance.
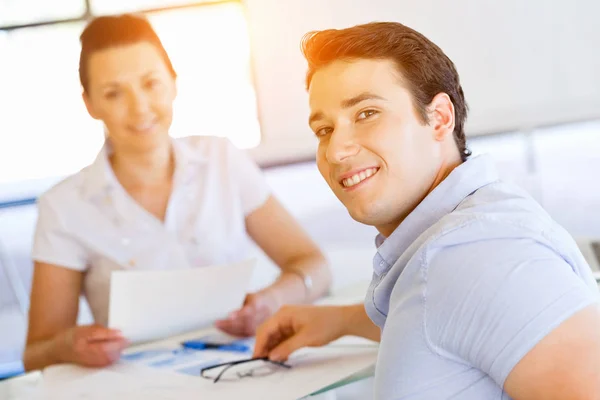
[375,152,464,239]
[110,143,174,188]
[425,155,463,197]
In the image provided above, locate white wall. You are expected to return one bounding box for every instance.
[243,0,600,163]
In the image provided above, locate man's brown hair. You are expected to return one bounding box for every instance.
[302,22,470,160]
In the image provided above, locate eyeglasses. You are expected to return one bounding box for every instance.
[200,357,292,383]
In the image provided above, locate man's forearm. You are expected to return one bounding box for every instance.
[343,304,381,342]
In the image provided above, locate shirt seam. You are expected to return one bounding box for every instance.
[420,213,555,360]
[493,287,596,386]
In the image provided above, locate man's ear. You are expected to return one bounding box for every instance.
[428,92,455,142]
[82,92,100,120]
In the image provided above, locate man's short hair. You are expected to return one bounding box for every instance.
[302,22,470,160]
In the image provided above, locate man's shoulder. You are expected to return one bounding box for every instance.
[427,180,555,248]
[415,182,586,284]
[387,181,566,280]
[406,185,578,280]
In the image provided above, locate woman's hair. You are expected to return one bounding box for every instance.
[78,14,177,92]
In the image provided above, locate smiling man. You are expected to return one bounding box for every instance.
[254,22,600,399]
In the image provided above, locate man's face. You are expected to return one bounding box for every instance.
[308,59,450,235]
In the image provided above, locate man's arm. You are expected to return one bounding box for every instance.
[254,304,379,362]
[504,304,600,400]
[343,303,381,342]
[423,224,600,399]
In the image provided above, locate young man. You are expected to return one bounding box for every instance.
[254,22,600,399]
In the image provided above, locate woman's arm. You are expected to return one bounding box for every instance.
[24,262,82,370]
[23,262,126,371]
[246,195,332,304]
[216,195,332,336]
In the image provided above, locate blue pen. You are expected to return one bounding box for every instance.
[181,340,250,353]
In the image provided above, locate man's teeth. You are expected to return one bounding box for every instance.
[342,168,378,188]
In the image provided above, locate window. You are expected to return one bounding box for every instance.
[0,22,98,185]
[148,4,261,148]
[90,0,219,15]
[0,0,85,27]
[0,0,260,191]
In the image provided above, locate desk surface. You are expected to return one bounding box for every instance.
[0,280,374,400]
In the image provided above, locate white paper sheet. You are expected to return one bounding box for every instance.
[190,346,379,399]
[33,364,206,400]
[108,259,255,344]
[118,327,378,399]
[35,345,377,400]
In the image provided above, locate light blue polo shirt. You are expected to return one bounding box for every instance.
[365,155,599,399]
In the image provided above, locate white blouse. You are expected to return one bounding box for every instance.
[32,136,270,326]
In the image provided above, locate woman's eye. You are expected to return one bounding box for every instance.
[145,79,160,90]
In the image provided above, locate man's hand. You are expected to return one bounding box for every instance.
[216,291,280,337]
[253,305,353,362]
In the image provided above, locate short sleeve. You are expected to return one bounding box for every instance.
[225,139,271,215]
[32,195,88,271]
[424,233,599,388]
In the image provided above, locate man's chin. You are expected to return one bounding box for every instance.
[346,206,377,227]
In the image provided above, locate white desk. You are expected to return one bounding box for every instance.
[0,280,375,400]
[0,370,42,400]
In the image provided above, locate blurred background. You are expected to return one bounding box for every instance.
[1,0,599,384]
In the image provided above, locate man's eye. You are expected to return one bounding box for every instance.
[315,127,333,137]
[357,110,378,120]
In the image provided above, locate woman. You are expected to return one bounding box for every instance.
[23,14,330,371]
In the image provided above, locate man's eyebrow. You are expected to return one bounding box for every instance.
[309,93,386,125]
[308,111,325,126]
[340,92,386,109]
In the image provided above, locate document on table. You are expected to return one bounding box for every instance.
[118,327,378,400]
[32,363,206,400]
[35,263,379,399]
[108,259,256,344]
[34,344,378,400]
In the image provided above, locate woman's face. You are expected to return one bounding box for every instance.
[83,41,176,153]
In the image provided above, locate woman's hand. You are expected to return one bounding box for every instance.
[54,324,129,367]
[215,290,281,337]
